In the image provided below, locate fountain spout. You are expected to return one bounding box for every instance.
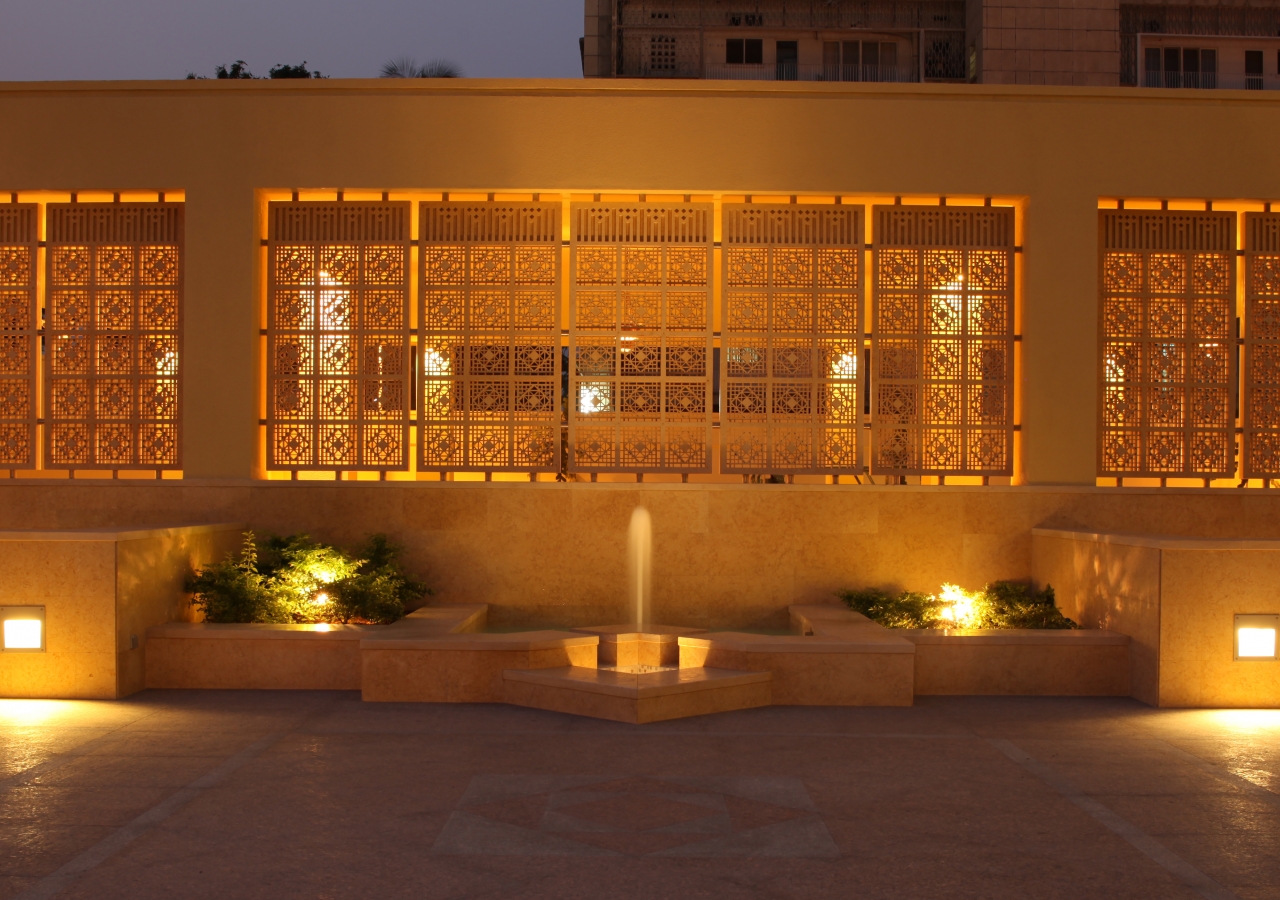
[627,506,652,628]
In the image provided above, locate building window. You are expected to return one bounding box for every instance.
[0,204,38,469]
[568,203,713,473]
[721,204,862,474]
[1144,47,1216,88]
[649,35,677,71]
[266,201,411,472]
[726,38,763,65]
[776,40,798,79]
[1246,49,1264,89]
[1243,213,1280,479]
[1098,210,1236,479]
[419,202,561,473]
[871,205,1016,477]
[45,202,183,471]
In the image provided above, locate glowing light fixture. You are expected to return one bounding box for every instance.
[1235,615,1279,660]
[936,584,981,629]
[1,607,45,652]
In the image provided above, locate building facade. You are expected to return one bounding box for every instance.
[582,0,1280,88]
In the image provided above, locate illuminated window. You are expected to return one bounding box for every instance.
[721,204,862,474]
[568,203,713,473]
[1098,210,1236,479]
[45,202,183,471]
[871,205,1016,476]
[266,201,411,471]
[1,606,44,652]
[0,204,38,469]
[1243,213,1280,480]
[419,201,561,472]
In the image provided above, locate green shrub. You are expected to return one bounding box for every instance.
[187,532,286,624]
[187,531,428,625]
[837,581,1077,630]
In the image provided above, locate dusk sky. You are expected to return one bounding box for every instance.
[0,0,585,81]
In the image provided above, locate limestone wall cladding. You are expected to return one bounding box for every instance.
[979,0,1121,86]
[6,483,1280,630]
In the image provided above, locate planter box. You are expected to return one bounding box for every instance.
[902,629,1130,696]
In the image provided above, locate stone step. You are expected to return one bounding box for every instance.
[502,665,772,724]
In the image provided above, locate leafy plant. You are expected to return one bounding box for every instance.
[187,531,285,623]
[837,581,1077,630]
[187,532,426,625]
[269,61,323,79]
[380,57,461,78]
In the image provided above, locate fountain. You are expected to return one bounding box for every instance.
[574,504,705,672]
[627,506,652,629]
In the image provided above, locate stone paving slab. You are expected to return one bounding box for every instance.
[0,693,1275,899]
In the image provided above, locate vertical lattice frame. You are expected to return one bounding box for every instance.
[267,202,411,471]
[720,204,863,474]
[0,205,38,468]
[45,203,183,470]
[418,202,562,472]
[568,203,714,473]
[871,206,1015,476]
[1243,213,1280,479]
[1098,210,1236,479]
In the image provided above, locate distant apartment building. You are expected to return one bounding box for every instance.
[582,0,1280,88]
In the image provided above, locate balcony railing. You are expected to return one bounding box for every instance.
[1141,71,1276,90]
[703,63,920,83]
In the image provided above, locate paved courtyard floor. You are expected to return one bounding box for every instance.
[0,692,1277,900]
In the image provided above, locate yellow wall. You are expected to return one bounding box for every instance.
[4,79,1280,483]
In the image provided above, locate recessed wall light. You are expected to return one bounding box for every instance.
[1235,614,1279,661]
[1,607,45,652]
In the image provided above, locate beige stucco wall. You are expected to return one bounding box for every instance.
[3,78,1280,484]
[1032,533,1161,703]
[0,525,242,699]
[3,482,1280,633]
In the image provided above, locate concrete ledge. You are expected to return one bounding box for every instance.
[684,619,915,707]
[1030,527,1280,552]
[361,630,598,703]
[144,604,487,692]
[502,666,772,724]
[904,628,1131,696]
[574,624,706,667]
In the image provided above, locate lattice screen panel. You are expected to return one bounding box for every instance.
[0,205,38,468]
[45,203,183,470]
[568,203,713,473]
[870,206,1015,476]
[1243,213,1280,479]
[720,204,863,474]
[419,202,561,472]
[1098,210,1236,478]
[267,202,411,471]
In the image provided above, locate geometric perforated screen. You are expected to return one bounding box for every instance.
[266,202,412,471]
[871,205,1015,476]
[1242,213,1280,479]
[720,204,863,474]
[0,205,38,469]
[418,202,562,473]
[1098,210,1236,479]
[568,203,714,473]
[44,202,183,470]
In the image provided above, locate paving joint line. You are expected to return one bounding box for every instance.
[988,737,1240,900]
[11,697,339,900]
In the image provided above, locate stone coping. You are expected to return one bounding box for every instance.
[1031,527,1280,552]
[681,632,914,654]
[360,631,598,652]
[0,522,245,542]
[900,628,1131,646]
[147,622,373,642]
[575,624,707,641]
[503,665,771,699]
[149,603,488,644]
